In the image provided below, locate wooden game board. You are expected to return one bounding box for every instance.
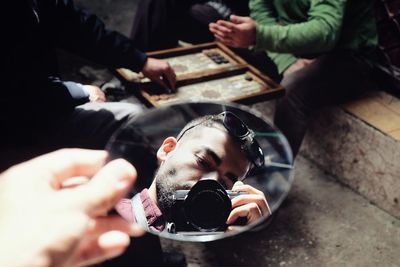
[116,42,284,107]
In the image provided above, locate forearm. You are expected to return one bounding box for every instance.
[253,0,346,54]
[249,0,277,25]
[40,77,89,106]
[40,0,147,72]
[255,20,340,54]
[62,81,90,105]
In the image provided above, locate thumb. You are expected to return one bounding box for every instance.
[230,15,248,24]
[72,159,137,217]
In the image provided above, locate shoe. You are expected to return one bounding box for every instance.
[190,2,230,25]
[205,1,232,19]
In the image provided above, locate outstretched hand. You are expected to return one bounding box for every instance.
[0,149,144,267]
[209,15,257,48]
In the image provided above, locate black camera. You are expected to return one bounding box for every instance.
[166,179,246,234]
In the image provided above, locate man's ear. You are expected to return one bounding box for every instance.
[157,137,177,161]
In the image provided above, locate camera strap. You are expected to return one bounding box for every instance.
[131,194,150,231]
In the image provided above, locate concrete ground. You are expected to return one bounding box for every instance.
[62,1,400,266]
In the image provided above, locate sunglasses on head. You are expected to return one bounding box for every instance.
[217,111,264,168]
[177,111,265,168]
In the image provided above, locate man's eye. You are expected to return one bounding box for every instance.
[196,156,213,171]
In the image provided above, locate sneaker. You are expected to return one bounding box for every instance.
[205,0,232,19]
[190,1,231,25]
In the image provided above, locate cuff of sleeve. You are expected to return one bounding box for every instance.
[63,81,90,105]
[120,48,148,73]
[255,24,272,51]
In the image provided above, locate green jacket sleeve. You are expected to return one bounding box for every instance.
[249,0,278,25]
[254,0,347,54]
[250,0,297,73]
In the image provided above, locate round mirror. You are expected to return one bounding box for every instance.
[106,102,294,242]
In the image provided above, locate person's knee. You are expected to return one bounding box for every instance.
[120,103,145,120]
[281,69,312,92]
[275,88,305,121]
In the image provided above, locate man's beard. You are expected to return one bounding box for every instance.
[155,166,178,217]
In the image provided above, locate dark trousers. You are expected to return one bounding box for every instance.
[0,102,144,172]
[274,50,379,157]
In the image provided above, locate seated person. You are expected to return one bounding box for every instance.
[1,0,176,171]
[209,0,380,157]
[129,0,279,80]
[115,111,271,233]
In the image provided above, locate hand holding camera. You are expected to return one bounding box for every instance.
[227,181,271,227]
[166,179,270,234]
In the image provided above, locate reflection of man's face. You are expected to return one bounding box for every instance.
[154,125,251,213]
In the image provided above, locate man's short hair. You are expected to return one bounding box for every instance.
[176,112,265,169]
[176,115,225,142]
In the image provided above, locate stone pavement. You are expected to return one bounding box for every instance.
[64,1,400,266]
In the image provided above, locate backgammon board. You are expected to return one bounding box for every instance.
[116,42,284,107]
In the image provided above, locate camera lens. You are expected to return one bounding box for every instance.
[184,180,232,232]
